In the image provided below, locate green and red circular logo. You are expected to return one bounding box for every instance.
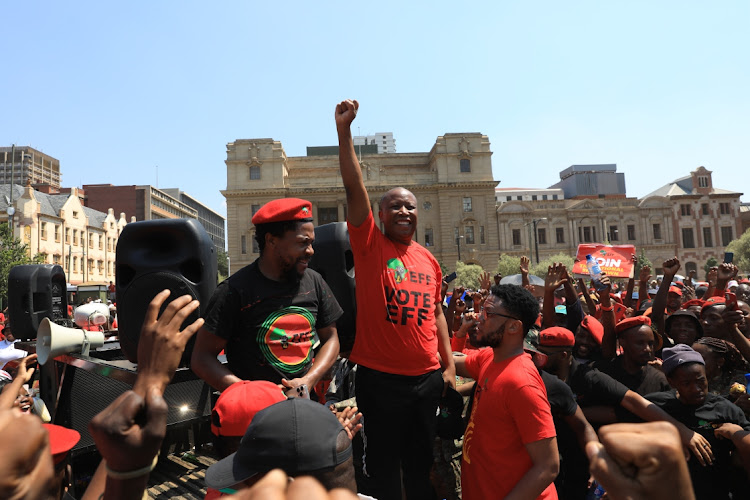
[257,306,318,375]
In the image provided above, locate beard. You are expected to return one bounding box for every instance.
[475,323,506,348]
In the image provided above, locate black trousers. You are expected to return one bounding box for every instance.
[355,365,443,500]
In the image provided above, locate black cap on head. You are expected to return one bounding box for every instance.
[205,398,352,489]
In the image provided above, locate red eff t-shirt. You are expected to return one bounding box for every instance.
[347,212,442,376]
[462,350,557,500]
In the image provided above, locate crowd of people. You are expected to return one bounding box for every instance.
[2,99,750,500]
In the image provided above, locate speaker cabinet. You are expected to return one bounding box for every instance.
[309,222,356,353]
[8,264,68,341]
[116,219,216,365]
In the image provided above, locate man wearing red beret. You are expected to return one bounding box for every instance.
[191,197,344,396]
[336,99,455,500]
[593,316,670,396]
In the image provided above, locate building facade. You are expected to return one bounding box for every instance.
[0,146,62,189]
[162,188,226,250]
[0,183,126,285]
[83,184,199,222]
[496,195,677,272]
[223,134,499,275]
[496,187,564,204]
[353,132,396,154]
[642,167,743,276]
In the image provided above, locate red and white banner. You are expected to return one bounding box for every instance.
[571,244,636,279]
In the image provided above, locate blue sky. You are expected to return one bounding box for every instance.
[3,1,748,219]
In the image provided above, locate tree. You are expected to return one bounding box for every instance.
[531,253,575,279]
[455,261,484,289]
[496,254,523,278]
[217,248,229,283]
[726,228,750,275]
[0,223,45,308]
[635,249,653,281]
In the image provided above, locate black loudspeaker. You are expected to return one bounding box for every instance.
[309,222,356,353]
[8,264,68,341]
[116,219,217,365]
[51,362,211,454]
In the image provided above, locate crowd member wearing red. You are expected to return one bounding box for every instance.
[336,99,455,500]
[191,198,343,394]
[454,284,558,500]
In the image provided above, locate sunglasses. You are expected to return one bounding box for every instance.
[479,307,519,321]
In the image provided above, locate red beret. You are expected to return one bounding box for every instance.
[701,296,726,314]
[211,380,286,437]
[681,299,705,309]
[539,327,575,347]
[581,315,604,344]
[251,198,313,225]
[43,423,80,465]
[615,315,652,336]
[668,286,682,296]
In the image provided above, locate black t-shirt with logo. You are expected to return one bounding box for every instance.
[203,260,343,384]
[593,356,671,396]
[646,391,750,500]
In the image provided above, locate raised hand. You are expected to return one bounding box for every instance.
[334,99,359,130]
[718,262,738,281]
[519,256,530,275]
[478,271,491,292]
[545,263,568,292]
[639,265,652,283]
[707,267,718,286]
[662,257,681,277]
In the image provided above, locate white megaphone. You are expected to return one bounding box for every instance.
[73,302,110,329]
[36,318,105,365]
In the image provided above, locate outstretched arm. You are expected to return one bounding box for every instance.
[335,99,370,227]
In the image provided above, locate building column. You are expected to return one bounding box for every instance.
[337,202,345,222]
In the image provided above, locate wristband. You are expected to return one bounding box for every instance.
[600,304,614,312]
[106,452,159,480]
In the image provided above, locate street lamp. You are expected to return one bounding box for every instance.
[531,218,547,264]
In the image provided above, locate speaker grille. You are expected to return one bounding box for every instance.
[56,363,210,454]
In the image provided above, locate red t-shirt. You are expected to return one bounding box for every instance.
[462,349,557,500]
[450,335,479,352]
[347,212,442,376]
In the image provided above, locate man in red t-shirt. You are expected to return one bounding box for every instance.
[455,284,558,500]
[336,99,455,500]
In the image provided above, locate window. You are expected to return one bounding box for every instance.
[465,226,475,244]
[318,207,338,224]
[680,204,691,216]
[241,235,247,254]
[73,256,78,272]
[720,203,731,215]
[55,225,60,242]
[698,176,708,188]
[88,259,94,273]
[682,228,695,248]
[653,224,662,240]
[721,226,733,246]
[251,204,261,216]
[532,195,538,201]
[108,237,112,251]
[506,196,512,201]
[462,197,472,212]
[460,159,471,172]
[556,227,565,244]
[609,225,619,241]
[98,260,103,273]
[73,229,78,246]
[703,227,713,247]
[553,195,558,200]
[537,228,546,245]
[480,226,485,244]
[65,229,70,244]
[99,235,103,249]
[701,203,709,215]
[41,222,47,240]
[627,225,636,240]
[53,255,60,265]
[424,228,434,247]
[517,196,522,201]
[249,166,261,180]
[73,211,79,218]
[512,229,522,246]
[89,233,93,248]
[64,258,68,271]
[583,227,592,243]
[542,195,548,200]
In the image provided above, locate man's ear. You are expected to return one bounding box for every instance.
[265,232,276,247]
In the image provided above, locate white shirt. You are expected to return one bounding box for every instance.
[0,339,27,370]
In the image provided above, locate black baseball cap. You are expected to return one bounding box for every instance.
[205,398,352,489]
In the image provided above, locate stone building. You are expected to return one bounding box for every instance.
[223,134,500,275]
[495,195,677,272]
[0,183,126,285]
[642,167,743,276]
